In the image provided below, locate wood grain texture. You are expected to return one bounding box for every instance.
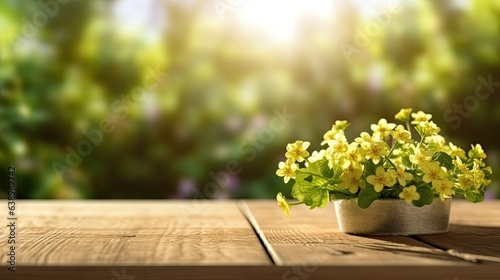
[239,199,500,268]
[2,266,500,280]
[0,200,271,266]
[412,200,500,263]
[0,199,499,280]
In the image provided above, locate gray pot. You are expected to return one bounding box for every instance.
[334,198,451,236]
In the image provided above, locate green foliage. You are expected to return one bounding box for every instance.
[291,182,330,209]
[363,160,377,179]
[357,186,380,209]
[432,152,454,170]
[291,159,342,209]
[464,188,485,203]
[0,1,499,200]
[412,185,435,207]
[304,159,334,180]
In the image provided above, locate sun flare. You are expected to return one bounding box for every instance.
[234,0,334,44]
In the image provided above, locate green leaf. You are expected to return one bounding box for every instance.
[291,158,342,209]
[363,160,377,178]
[402,155,412,168]
[432,151,453,170]
[380,187,397,198]
[467,148,474,159]
[482,167,492,180]
[291,158,349,209]
[291,181,330,209]
[454,188,465,194]
[412,185,434,207]
[304,175,313,183]
[294,169,309,181]
[330,163,344,182]
[464,188,485,203]
[306,158,333,178]
[426,143,443,152]
[357,186,380,208]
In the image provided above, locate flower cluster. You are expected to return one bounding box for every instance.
[276,108,492,216]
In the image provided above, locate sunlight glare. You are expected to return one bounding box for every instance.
[235,0,334,44]
[112,0,165,43]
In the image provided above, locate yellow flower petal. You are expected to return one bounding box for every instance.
[276,192,290,217]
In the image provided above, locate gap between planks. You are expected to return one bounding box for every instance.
[237,200,277,265]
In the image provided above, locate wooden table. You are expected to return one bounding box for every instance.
[1,200,499,279]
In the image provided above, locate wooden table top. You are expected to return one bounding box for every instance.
[1,199,499,279]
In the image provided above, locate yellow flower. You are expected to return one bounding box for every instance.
[276,160,298,183]
[339,167,364,193]
[391,125,412,144]
[393,165,414,186]
[453,157,470,174]
[411,110,432,125]
[471,162,486,189]
[473,158,487,167]
[371,118,396,139]
[409,146,432,166]
[469,144,487,159]
[456,174,474,190]
[321,121,349,146]
[399,185,420,204]
[425,135,446,146]
[433,179,454,201]
[421,162,447,185]
[326,131,349,159]
[285,140,310,162]
[355,132,377,145]
[276,192,290,217]
[395,108,412,122]
[447,142,467,160]
[333,120,350,130]
[417,120,441,136]
[367,166,397,192]
[340,143,364,169]
[321,130,335,146]
[483,166,493,176]
[307,150,325,165]
[363,141,389,165]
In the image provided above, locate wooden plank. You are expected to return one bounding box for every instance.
[240,200,486,266]
[0,200,271,266]
[0,200,499,280]
[412,200,500,263]
[2,265,500,280]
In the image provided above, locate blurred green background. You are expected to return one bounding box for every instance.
[0,0,499,199]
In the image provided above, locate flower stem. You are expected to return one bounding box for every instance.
[331,186,356,197]
[387,141,399,157]
[406,121,412,137]
[289,202,304,206]
[385,157,398,170]
[419,133,427,146]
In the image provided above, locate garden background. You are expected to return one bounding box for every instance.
[0,0,499,199]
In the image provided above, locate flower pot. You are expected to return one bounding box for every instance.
[333,198,451,236]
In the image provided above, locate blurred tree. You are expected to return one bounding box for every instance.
[0,0,498,199]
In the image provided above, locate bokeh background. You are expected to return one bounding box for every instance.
[0,0,499,199]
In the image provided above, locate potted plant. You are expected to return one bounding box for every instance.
[275,108,492,235]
